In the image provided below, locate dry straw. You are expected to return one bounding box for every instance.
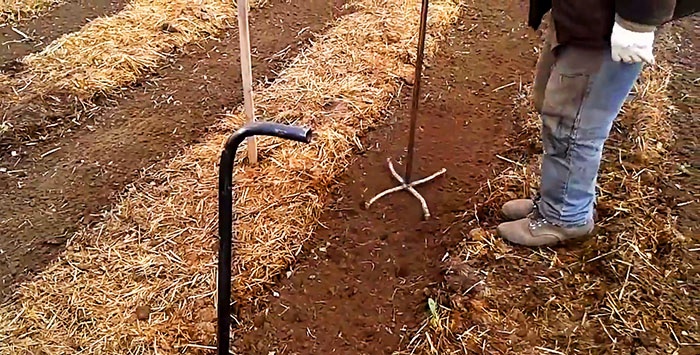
[3,0,238,101]
[0,0,462,353]
[0,0,264,142]
[0,0,61,22]
[402,26,696,355]
[1,0,252,143]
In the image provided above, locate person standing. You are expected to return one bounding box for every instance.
[496,0,698,247]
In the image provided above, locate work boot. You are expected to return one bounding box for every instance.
[496,213,594,247]
[501,199,535,221]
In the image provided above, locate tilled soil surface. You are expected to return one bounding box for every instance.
[232,2,540,353]
[660,21,699,351]
[0,0,348,301]
[661,17,699,238]
[0,0,128,63]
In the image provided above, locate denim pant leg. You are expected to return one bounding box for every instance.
[532,13,556,113]
[536,45,643,227]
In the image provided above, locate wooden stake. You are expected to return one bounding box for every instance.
[237,0,257,164]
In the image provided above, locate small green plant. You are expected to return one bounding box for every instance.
[428,297,439,325]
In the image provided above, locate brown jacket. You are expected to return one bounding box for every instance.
[528,0,699,48]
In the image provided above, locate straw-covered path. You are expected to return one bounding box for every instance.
[0,0,347,300]
[232,4,699,355]
[231,0,540,353]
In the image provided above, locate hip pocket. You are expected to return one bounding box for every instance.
[541,72,591,142]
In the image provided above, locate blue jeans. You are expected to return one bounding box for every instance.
[532,26,643,228]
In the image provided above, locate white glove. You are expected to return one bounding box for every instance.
[610,22,656,65]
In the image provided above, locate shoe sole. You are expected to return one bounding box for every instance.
[553,225,598,248]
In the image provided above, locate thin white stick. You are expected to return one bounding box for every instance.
[406,185,431,219]
[409,168,447,187]
[365,158,446,219]
[387,158,405,184]
[40,147,61,159]
[11,27,31,41]
[237,0,257,164]
[366,185,405,207]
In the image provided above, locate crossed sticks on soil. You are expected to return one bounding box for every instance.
[364,0,446,220]
[365,158,446,219]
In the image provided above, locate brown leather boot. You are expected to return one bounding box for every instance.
[496,214,594,247]
[501,199,535,221]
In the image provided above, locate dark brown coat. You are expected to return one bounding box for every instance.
[528,0,699,48]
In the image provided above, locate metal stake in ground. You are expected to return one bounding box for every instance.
[365,0,446,220]
[217,122,312,355]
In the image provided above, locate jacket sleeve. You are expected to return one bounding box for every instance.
[528,0,552,30]
[616,0,677,27]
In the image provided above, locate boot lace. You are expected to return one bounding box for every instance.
[527,204,550,229]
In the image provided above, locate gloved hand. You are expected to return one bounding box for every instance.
[610,21,656,65]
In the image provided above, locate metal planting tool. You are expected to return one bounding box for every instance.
[365,0,446,219]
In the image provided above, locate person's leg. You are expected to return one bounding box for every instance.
[498,44,643,246]
[501,13,556,221]
[537,45,643,227]
[532,12,557,113]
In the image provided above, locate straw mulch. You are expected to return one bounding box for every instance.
[3,0,238,101]
[0,0,462,353]
[0,73,9,134]
[401,26,698,355]
[0,0,257,143]
[0,0,61,22]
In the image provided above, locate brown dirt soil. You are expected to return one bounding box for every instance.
[0,0,128,64]
[659,18,699,353]
[660,16,699,238]
[231,2,539,353]
[0,0,349,301]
